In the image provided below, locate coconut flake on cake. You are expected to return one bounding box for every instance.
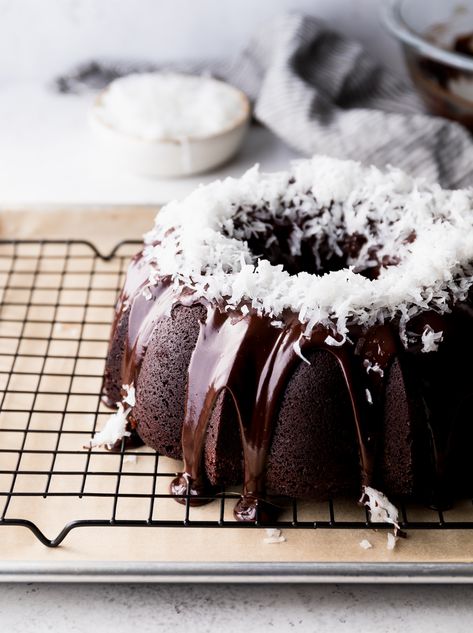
[361,486,400,534]
[363,360,384,377]
[143,155,473,343]
[88,402,131,449]
[421,325,444,353]
[88,383,135,449]
[293,336,311,365]
[123,383,136,407]
[143,286,153,301]
[362,485,402,550]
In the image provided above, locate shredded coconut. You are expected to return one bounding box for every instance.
[123,383,136,407]
[421,325,443,353]
[363,360,384,377]
[293,336,311,365]
[263,528,286,544]
[88,402,131,449]
[359,539,373,550]
[386,532,398,551]
[95,72,247,141]
[88,383,135,449]
[143,156,473,344]
[143,286,153,301]
[365,388,373,405]
[361,486,400,537]
[325,334,345,347]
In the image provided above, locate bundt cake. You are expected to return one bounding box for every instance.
[97,156,473,521]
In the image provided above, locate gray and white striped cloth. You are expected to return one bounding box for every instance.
[57,13,473,188]
[222,13,473,189]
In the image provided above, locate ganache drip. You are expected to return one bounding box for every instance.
[102,250,471,520]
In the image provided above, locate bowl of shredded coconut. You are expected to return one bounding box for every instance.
[90,72,250,177]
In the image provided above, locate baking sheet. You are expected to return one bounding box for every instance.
[1,205,473,583]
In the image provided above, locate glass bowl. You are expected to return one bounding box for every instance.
[382,0,473,130]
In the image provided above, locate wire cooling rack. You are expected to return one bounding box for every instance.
[0,239,472,548]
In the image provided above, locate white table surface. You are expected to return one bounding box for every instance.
[1,582,473,632]
[0,81,299,207]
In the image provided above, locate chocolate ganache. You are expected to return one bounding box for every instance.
[99,156,473,520]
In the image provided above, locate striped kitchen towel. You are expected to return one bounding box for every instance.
[222,13,473,189]
[56,13,473,188]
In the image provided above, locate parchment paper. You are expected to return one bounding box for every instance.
[1,206,472,565]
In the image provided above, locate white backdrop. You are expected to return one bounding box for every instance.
[0,0,408,205]
[0,0,404,81]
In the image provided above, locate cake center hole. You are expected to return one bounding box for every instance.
[246,227,383,278]
[228,200,407,278]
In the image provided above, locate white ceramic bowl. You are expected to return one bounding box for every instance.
[90,79,251,178]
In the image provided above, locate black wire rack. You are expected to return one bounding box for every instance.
[0,239,472,548]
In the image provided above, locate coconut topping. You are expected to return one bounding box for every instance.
[363,360,384,377]
[361,486,400,544]
[293,337,311,365]
[88,383,135,449]
[88,402,131,449]
[95,72,247,141]
[386,532,399,551]
[421,325,444,353]
[122,383,136,407]
[144,156,473,343]
[143,287,153,302]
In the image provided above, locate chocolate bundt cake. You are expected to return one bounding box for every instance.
[98,156,473,521]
